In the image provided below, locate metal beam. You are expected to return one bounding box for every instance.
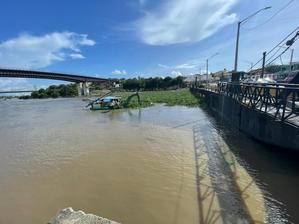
[0,90,34,94]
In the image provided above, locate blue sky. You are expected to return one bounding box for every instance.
[0,0,298,90]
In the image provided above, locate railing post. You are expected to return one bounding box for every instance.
[261,51,266,78]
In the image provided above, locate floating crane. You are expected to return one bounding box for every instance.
[86,92,141,110]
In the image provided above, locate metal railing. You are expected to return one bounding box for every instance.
[192,82,299,123]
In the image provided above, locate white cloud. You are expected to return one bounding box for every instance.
[158,64,169,69]
[158,60,203,73]
[112,69,127,75]
[135,0,237,45]
[171,70,182,76]
[70,53,85,59]
[0,31,95,69]
[175,63,198,69]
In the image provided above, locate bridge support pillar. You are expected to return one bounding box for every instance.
[77,82,82,97]
[76,82,90,96]
[83,82,90,96]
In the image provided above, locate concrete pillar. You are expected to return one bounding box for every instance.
[76,82,82,96]
[83,82,90,96]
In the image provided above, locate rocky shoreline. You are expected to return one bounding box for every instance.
[48,208,120,224]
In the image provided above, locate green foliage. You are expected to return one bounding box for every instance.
[23,84,77,99]
[122,76,186,91]
[90,82,104,90]
[18,95,31,99]
[115,89,202,108]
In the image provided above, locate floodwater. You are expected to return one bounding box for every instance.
[0,98,298,224]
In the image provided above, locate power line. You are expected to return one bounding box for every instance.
[248,26,299,71]
[266,46,291,66]
[244,0,294,31]
[279,56,283,65]
[264,46,284,64]
[266,35,298,66]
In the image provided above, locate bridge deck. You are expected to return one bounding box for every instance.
[0,68,107,83]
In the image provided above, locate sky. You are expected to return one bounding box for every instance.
[0,0,298,90]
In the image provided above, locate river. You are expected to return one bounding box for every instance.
[0,98,298,224]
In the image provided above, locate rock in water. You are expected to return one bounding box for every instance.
[48,207,120,224]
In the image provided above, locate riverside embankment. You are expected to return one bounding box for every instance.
[191,87,299,151]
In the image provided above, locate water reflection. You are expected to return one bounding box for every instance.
[202,109,298,224]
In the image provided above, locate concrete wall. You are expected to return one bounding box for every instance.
[191,88,299,151]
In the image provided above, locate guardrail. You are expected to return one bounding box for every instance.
[192,82,299,123]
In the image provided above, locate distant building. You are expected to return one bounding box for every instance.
[212,69,232,82]
[113,82,120,88]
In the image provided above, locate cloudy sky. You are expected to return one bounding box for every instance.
[0,0,298,90]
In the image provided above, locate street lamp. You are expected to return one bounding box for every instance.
[286,31,299,46]
[234,6,271,72]
[279,45,295,71]
[206,52,219,85]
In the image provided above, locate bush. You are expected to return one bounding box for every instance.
[28,84,77,99]
[122,76,186,91]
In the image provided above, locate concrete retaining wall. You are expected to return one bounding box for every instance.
[191,88,299,151]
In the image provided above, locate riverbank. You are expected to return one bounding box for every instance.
[92,89,203,108]
[17,88,202,108]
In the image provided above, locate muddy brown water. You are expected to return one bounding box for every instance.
[0,98,297,223]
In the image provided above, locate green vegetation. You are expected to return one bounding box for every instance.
[19,84,77,99]
[17,81,201,109]
[113,89,202,108]
[121,76,186,90]
[0,96,17,100]
[90,76,186,91]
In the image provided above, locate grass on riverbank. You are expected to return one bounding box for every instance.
[109,89,202,108]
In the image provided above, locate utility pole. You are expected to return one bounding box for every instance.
[206,59,209,86]
[290,48,294,71]
[234,7,271,72]
[205,52,219,86]
[234,21,241,72]
[261,51,266,78]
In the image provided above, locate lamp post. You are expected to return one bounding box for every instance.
[234,6,271,72]
[286,31,299,46]
[278,45,295,71]
[206,52,219,85]
[286,31,298,71]
[290,48,294,71]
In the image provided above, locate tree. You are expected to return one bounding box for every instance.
[28,84,77,99]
